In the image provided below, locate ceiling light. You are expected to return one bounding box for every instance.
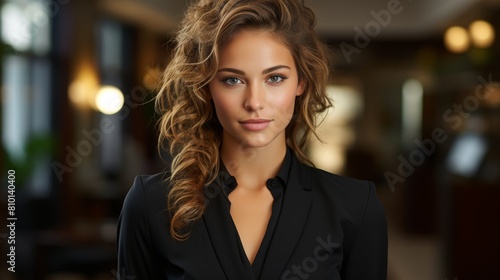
[95,86,124,115]
[444,26,470,53]
[469,20,495,48]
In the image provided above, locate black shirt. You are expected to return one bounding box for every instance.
[117,149,388,279]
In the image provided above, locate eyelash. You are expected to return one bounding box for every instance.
[222,77,242,86]
[267,75,287,84]
[221,75,288,86]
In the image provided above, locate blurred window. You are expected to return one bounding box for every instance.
[1,0,52,196]
[446,132,488,177]
[308,85,363,174]
[402,79,424,149]
[99,19,124,175]
[1,0,51,54]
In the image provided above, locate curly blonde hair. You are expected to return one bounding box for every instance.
[156,0,332,240]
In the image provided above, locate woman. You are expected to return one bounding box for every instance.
[117,0,388,279]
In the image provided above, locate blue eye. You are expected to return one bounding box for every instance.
[268,75,286,83]
[223,77,242,85]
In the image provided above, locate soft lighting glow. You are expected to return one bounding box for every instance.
[309,143,345,174]
[95,86,124,115]
[69,81,91,108]
[469,20,495,48]
[1,3,30,51]
[446,133,487,177]
[402,79,423,148]
[143,67,162,90]
[483,82,500,107]
[307,85,362,174]
[323,85,363,125]
[444,26,470,53]
[68,62,99,110]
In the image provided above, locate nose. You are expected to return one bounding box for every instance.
[244,83,264,111]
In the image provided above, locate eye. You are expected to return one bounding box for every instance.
[267,75,286,84]
[222,77,243,86]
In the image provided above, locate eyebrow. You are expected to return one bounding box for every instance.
[217,65,291,75]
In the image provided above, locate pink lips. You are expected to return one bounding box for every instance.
[239,119,271,131]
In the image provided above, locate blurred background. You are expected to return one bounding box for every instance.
[1,0,499,279]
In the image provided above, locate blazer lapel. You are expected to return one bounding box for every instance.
[202,182,252,280]
[260,156,313,280]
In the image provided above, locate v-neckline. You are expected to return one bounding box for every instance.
[224,177,285,278]
[228,201,272,266]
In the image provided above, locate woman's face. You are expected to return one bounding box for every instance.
[208,29,304,150]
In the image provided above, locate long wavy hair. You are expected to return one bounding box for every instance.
[156,0,332,240]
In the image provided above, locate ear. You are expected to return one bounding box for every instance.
[296,80,306,96]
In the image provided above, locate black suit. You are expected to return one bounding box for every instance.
[117,150,387,279]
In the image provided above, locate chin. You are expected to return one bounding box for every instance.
[236,140,270,149]
[223,127,285,150]
[238,135,282,149]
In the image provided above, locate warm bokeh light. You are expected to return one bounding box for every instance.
[68,62,99,110]
[484,82,500,107]
[143,67,162,90]
[68,81,89,109]
[95,85,125,115]
[309,143,346,174]
[469,20,495,48]
[444,26,470,53]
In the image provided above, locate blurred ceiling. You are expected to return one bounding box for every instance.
[100,0,500,40]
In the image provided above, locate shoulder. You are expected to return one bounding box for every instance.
[120,172,171,222]
[299,161,385,226]
[133,172,170,190]
[117,173,172,278]
[298,160,375,206]
[289,151,379,212]
[126,172,170,199]
[303,164,387,248]
[308,165,371,196]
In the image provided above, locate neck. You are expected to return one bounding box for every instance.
[220,138,286,191]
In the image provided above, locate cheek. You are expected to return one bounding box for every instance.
[277,88,298,111]
[211,95,236,122]
[272,94,297,126]
[209,84,238,114]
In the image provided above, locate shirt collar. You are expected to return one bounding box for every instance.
[216,146,293,194]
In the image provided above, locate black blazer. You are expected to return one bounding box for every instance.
[117,152,388,279]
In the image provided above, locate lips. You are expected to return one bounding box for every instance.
[239,119,272,131]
